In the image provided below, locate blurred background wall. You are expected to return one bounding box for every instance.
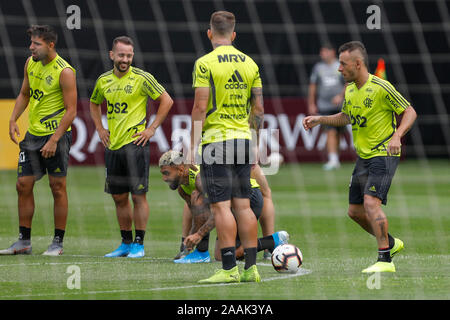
[0,0,448,168]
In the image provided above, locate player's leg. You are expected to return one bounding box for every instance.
[363,195,389,249]
[0,176,36,255]
[0,143,44,255]
[231,158,260,282]
[128,193,148,258]
[198,142,240,283]
[362,156,402,273]
[17,176,36,229]
[324,127,340,170]
[42,132,72,255]
[125,143,150,258]
[348,203,374,235]
[104,192,134,257]
[42,175,68,256]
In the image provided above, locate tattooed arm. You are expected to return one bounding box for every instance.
[249,87,264,138]
[183,176,215,250]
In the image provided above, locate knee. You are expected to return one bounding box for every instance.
[348,204,364,220]
[363,195,381,214]
[49,180,66,197]
[112,194,129,207]
[131,194,146,205]
[16,179,33,195]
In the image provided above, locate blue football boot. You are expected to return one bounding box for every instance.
[272,231,290,248]
[104,242,132,257]
[127,242,145,258]
[173,248,210,263]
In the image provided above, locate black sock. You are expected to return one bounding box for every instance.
[388,233,395,249]
[54,229,65,242]
[134,230,145,244]
[257,235,276,252]
[196,233,210,252]
[244,247,257,270]
[121,230,133,244]
[221,247,236,270]
[378,247,392,262]
[180,237,186,251]
[19,226,31,241]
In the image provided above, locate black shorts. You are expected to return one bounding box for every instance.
[104,142,150,195]
[349,156,400,205]
[200,139,252,203]
[18,131,72,180]
[249,187,263,220]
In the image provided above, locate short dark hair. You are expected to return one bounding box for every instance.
[210,11,235,36]
[338,41,369,68]
[112,36,134,50]
[321,42,335,50]
[27,25,58,45]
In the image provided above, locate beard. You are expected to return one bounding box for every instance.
[115,61,130,73]
[168,176,181,190]
[169,181,180,190]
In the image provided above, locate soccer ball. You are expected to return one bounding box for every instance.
[271,244,303,273]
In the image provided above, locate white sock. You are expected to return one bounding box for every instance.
[328,152,339,164]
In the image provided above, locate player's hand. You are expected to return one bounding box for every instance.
[97,127,110,148]
[132,127,155,147]
[40,137,58,158]
[184,233,202,251]
[387,134,402,156]
[302,115,321,131]
[9,120,20,144]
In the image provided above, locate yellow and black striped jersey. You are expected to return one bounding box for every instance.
[27,55,75,136]
[193,45,262,145]
[90,66,165,150]
[341,74,410,159]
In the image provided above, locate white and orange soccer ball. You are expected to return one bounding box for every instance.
[271,244,303,274]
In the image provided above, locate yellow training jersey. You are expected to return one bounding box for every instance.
[27,55,75,136]
[192,45,262,145]
[90,66,165,150]
[341,74,410,159]
[180,165,200,196]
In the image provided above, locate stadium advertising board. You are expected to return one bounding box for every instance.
[0,97,356,169]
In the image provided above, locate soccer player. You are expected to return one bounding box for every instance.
[173,157,276,261]
[158,150,288,263]
[190,11,264,283]
[0,25,77,256]
[90,36,173,258]
[303,41,417,273]
[308,43,346,170]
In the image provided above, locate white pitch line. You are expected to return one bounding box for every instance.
[0,265,311,299]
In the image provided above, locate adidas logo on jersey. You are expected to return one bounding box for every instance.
[225,70,247,89]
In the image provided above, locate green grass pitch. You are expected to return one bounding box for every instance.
[0,160,448,300]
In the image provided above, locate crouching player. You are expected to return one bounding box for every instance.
[159,150,289,263]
